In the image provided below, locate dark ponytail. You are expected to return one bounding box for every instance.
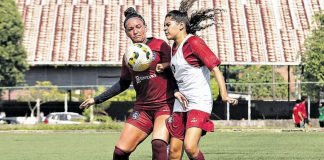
[124,7,146,29]
[166,0,223,35]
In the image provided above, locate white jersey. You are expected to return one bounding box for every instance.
[171,34,213,113]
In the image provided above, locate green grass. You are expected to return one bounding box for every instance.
[0,131,323,160]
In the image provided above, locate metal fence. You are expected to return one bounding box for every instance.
[0,82,322,121]
[0,82,323,102]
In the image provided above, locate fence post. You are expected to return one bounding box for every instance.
[308,96,311,118]
[36,98,40,123]
[226,102,230,121]
[64,92,68,113]
[248,94,251,121]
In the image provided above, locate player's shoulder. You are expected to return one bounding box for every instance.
[187,36,206,46]
[149,37,167,45]
[148,37,170,51]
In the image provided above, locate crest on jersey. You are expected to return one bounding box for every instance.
[190,117,197,123]
[167,116,173,123]
[131,111,140,120]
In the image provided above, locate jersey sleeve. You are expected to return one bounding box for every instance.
[188,36,221,70]
[120,56,132,81]
[159,41,171,63]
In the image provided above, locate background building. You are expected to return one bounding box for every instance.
[15,0,323,86]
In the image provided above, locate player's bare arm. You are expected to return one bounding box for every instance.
[298,112,304,121]
[211,66,238,105]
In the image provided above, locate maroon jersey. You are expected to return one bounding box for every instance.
[172,36,221,70]
[121,37,174,110]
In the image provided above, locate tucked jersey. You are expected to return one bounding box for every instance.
[121,37,174,110]
[298,101,307,118]
[171,35,221,113]
[293,105,301,124]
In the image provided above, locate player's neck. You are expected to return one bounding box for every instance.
[175,32,188,48]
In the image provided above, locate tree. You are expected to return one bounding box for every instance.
[0,0,28,88]
[228,66,288,100]
[302,12,324,99]
[17,81,65,120]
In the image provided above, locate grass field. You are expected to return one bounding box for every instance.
[1,130,323,160]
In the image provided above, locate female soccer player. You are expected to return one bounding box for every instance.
[80,7,175,160]
[163,0,238,159]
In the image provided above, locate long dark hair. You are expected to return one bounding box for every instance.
[124,7,146,29]
[166,0,223,35]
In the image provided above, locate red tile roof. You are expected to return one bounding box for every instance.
[16,0,323,65]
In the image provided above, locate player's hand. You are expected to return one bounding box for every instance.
[79,98,95,109]
[156,64,164,73]
[223,97,238,105]
[174,91,188,109]
[156,63,170,73]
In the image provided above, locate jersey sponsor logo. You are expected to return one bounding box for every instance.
[135,74,157,84]
[131,111,140,120]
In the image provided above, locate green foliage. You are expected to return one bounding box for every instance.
[302,12,324,98]
[94,115,113,123]
[210,75,220,100]
[93,86,135,109]
[82,108,91,121]
[228,66,287,99]
[17,81,65,116]
[81,86,136,118]
[17,81,66,102]
[0,0,28,87]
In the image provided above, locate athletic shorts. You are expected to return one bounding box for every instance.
[165,109,214,140]
[126,104,172,134]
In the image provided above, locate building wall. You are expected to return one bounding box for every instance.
[25,66,121,86]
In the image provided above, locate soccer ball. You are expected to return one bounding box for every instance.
[124,43,155,72]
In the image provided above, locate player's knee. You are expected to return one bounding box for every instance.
[113,146,131,160]
[169,148,182,159]
[184,142,199,156]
